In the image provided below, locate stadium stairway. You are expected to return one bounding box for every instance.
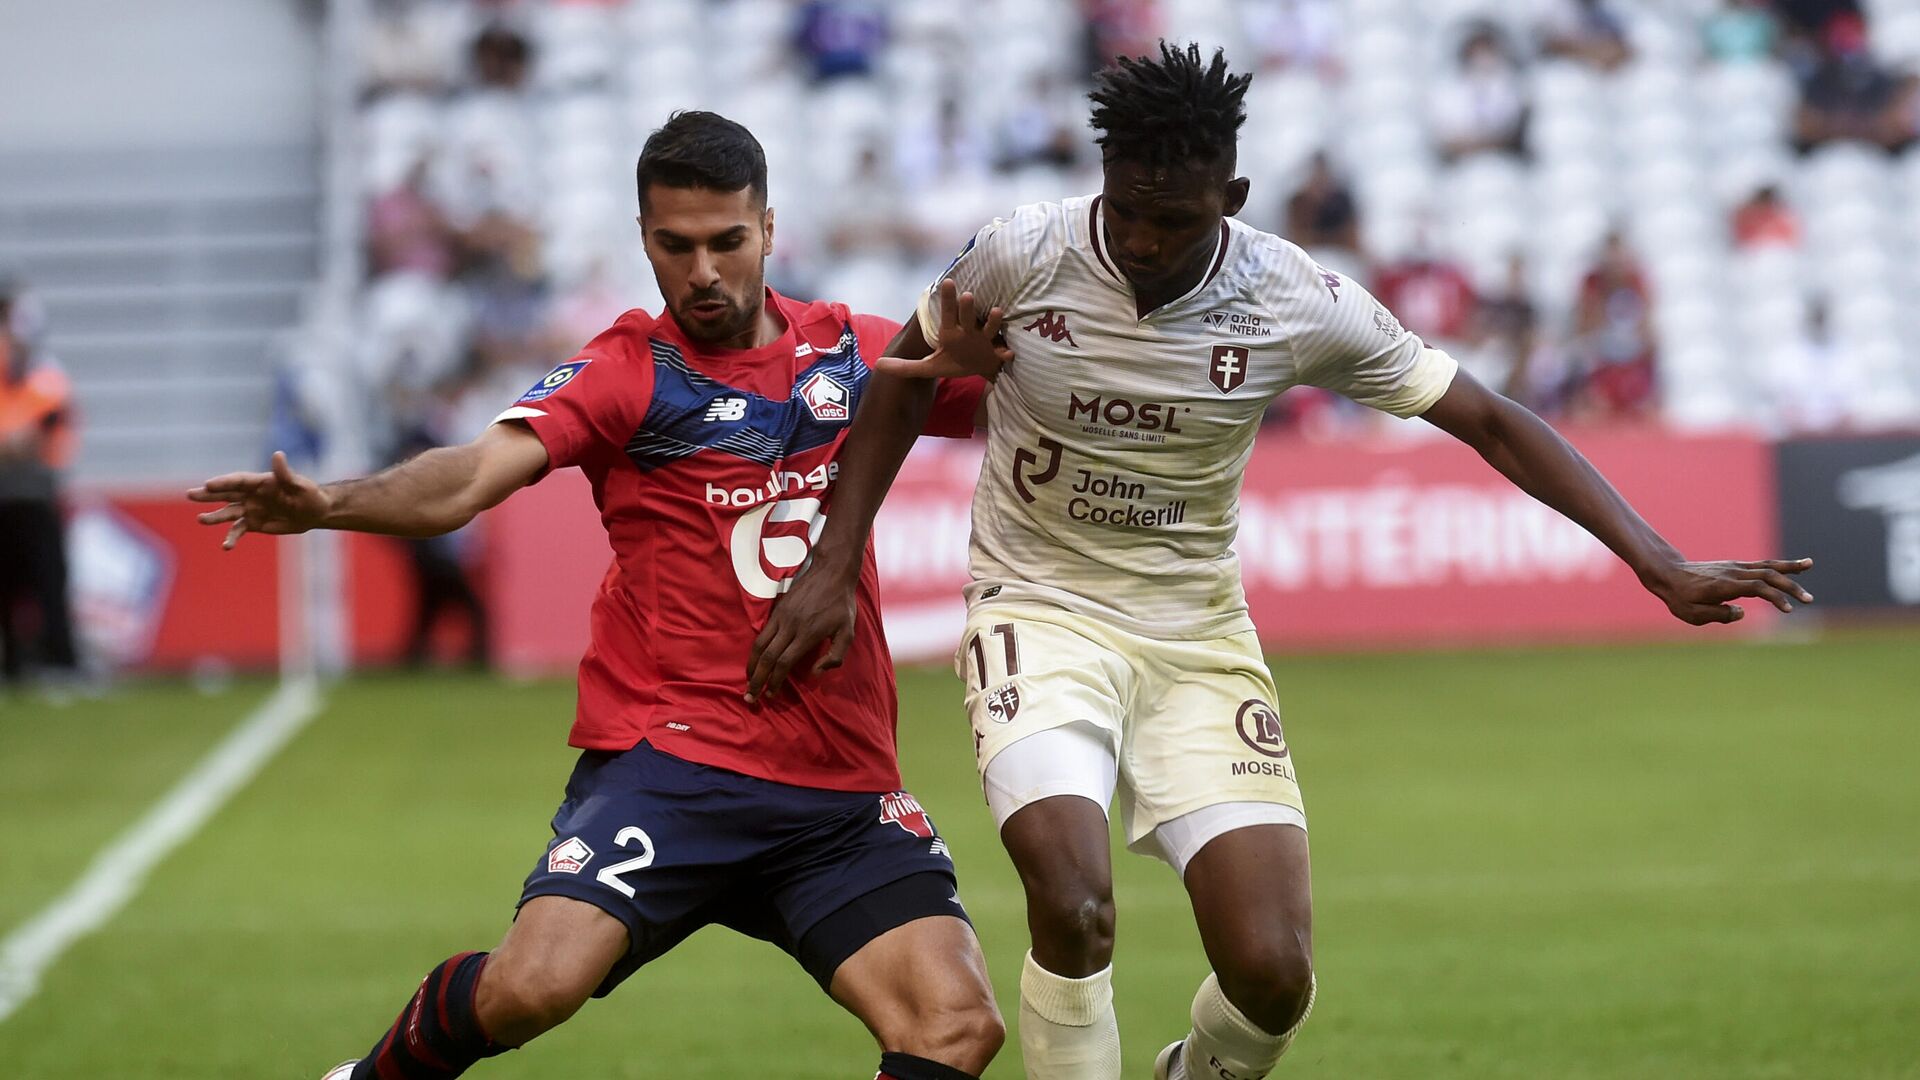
[0,144,320,488]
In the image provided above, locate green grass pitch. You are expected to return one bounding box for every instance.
[2,630,1917,1078]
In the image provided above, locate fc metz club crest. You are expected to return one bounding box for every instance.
[879,791,935,838]
[986,684,1021,724]
[1209,344,1250,394]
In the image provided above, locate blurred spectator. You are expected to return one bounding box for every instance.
[1283,153,1361,260]
[1731,184,1802,249]
[1474,253,1548,404]
[1080,0,1162,74]
[1704,0,1781,63]
[369,156,457,278]
[1572,232,1659,421]
[1536,0,1634,72]
[471,21,530,91]
[1431,24,1530,162]
[391,421,490,669]
[1244,0,1343,79]
[828,142,923,259]
[1373,232,1479,345]
[995,75,1081,173]
[0,282,79,685]
[795,0,888,83]
[1793,14,1916,152]
[896,95,991,190]
[1764,300,1862,432]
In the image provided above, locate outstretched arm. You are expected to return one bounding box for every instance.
[1421,370,1813,624]
[188,421,550,548]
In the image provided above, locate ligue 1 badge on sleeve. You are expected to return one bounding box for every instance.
[518,358,591,404]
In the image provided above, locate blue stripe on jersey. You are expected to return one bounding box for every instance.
[623,323,869,473]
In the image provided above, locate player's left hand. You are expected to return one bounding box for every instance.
[873,279,1013,381]
[1644,557,1814,625]
[746,560,858,704]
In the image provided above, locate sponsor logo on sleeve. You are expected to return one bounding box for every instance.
[517,359,591,403]
[879,791,935,838]
[547,836,595,874]
[1373,303,1406,340]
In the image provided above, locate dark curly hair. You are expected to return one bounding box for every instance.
[1088,41,1252,173]
[635,110,768,211]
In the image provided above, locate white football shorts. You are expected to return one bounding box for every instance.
[957,602,1306,876]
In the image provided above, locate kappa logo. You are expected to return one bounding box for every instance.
[1209,344,1251,394]
[1234,699,1289,759]
[704,396,748,422]
[547,836,594,874]
[798,371,851,422]
[1023,311,1078,347]
[516,359,590,403]
[879,791,935,838]
[985,684,1021,724]
[1320,267,1342,302]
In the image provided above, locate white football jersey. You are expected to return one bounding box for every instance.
[919,195,1459,639]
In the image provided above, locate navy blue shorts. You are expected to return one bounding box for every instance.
[518,741,966,994]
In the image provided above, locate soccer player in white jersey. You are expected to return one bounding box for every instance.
[750,43,1814,1080]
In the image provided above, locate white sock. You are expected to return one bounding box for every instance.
[1177,972,1314,1080]
[1017,951,1122,1080]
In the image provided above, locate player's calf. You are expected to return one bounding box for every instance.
[350,951,507,1080]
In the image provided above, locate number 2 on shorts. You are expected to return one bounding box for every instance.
[595,826,657,899]
[966,623,1020,689]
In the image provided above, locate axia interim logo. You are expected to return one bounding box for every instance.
[1068,392,1188,441]
[1023,311,1078,347]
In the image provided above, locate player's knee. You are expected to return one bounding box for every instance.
[1029,882,1116,966]
[879,987,1006,1073]
[1215,936,1314,1034]
[474,951,596,1046]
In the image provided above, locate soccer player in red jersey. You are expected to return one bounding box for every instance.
[190,112,1004,1080]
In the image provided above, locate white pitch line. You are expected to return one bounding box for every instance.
[0,677,324,1023]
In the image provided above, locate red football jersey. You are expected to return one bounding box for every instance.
[501,289,984,792]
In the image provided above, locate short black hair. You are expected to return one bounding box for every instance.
[635,111,768,211]
[1088,41,1251,173]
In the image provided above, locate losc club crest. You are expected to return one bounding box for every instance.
[798,371,851,422]
[1208,344,1250,394]
[879,791,935,838]
[985,684,1021,724]
[547,836,594,874]
[1234,699,1289,758]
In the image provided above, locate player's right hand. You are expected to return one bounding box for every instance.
[746,560,858,705]
[187,451,331,549]
[874,279,1013,381]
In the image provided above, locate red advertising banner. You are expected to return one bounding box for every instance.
[482,430,1778,672]
[83,429,1774,674]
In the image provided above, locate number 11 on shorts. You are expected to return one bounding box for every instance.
[966,624,1020,689]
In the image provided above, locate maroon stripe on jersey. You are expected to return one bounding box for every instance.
[1200,221,1231,289]
[1089,195,1122,284]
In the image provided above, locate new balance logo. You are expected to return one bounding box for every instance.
[1023,311,1078,347]
[704,397,748,422]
